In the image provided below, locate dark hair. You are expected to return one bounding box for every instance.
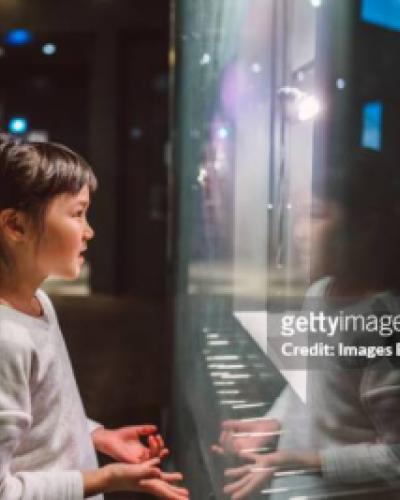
[313,151,400,292]
[0,139,97,266]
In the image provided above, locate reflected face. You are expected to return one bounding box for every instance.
[34,184,94,280]
[294,197,343,281]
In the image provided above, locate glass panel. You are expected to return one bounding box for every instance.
[171,0,400,498]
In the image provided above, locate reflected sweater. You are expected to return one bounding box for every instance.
[0,289,103,500]
[268,277,400,496]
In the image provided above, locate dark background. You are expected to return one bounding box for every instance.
[0,2,172,498]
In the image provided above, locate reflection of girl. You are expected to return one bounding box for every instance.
[215,154,400,499]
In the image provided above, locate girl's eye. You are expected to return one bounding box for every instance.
[75,211,85,218]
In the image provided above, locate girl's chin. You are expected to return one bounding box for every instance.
[48,268,82,281]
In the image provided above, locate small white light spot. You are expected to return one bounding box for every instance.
[310,0,322,6]
[297,94,321,121]
[197,167,207,186]
[42,43,57,56]
[251,62,262,74]
[296,71,305,82]
[336,78,346,90]
[217,127,229,139]
[200,53,211,65]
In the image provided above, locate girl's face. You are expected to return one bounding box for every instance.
[294,197,343,281]
[34,184,94,280]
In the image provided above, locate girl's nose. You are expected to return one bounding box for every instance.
[85,221,95,240]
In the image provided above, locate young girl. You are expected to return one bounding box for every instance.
[0,139,189,499]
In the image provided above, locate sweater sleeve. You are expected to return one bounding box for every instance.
[321,360,400,486]
[265,385,291,421]
[0,338,84,500]
[87,418,103,434]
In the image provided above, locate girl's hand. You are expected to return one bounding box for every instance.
[103,458,162,492]
[223,450,321,499]
[83,457,162,496]
[212,418,281,457]
[83,459,189,498]
[92,425,168,463]
[138,474,190,499]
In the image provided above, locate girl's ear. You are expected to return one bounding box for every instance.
[0,209,29,242]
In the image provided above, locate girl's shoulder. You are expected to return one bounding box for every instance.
[0,289,55,342]
[0,312,36,364]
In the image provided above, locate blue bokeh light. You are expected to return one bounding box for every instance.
[4,29,33,46]
[361,101,383,151]
[8,117,28,135]
[361,0,400,32]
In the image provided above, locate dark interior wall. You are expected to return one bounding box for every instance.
[0,1,170,297]
[117,31,169,297]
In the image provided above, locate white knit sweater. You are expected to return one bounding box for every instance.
[0,289,103,500]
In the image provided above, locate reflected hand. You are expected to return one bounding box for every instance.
[212,418,281,457]
[92,425,169,464]
[223,449,321,500]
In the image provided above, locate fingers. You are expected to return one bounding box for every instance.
[224,464,251,479]
[102,441,143,464]
[139,458,162,480]
[160,448,170,459]
[165,484,189,498]
[136,424,158,436]
[160,484,189,499]
[149,434,159,456]
[147,467,163,479]
[211,444,224,455]
[224,467,275,500]
[223,474,251,496]
[149,434,164,457]
[231,469,275,500]
[120,425,158,437]
[231,476,260,500]
[143,457,161,468]
[139,478,189,499]
[160,472,184,483]
[221,420,251,432]
[238,450,260,462]
[149,434,169,459]
[157,434,165,449]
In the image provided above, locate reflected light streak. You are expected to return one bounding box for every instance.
[208,364,246,370]
[207,355,240,361]
[232,402,267,409]
[207,340,230,346]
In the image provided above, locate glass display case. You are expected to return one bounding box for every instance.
[170,0,400,498]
